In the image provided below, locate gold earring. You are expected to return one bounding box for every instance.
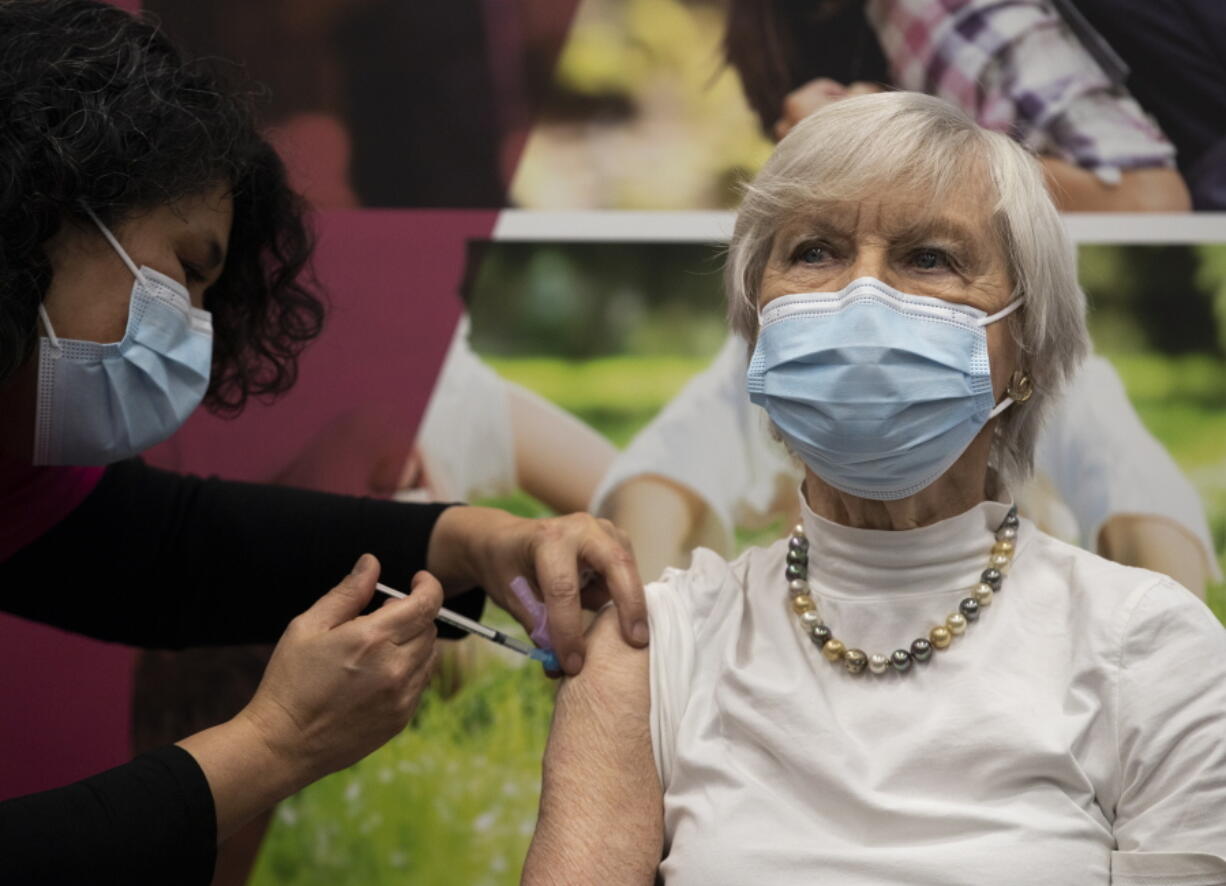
[1007,370,1033,403]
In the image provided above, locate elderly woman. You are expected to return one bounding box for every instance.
[523,92,1226,885]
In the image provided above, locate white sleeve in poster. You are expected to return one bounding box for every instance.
[1034,354,1222,581]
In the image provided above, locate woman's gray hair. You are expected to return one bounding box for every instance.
[726,90,1089,488]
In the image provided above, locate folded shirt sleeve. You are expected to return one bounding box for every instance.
[1110,578,1226,866]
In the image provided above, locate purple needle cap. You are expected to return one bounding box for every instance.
[510,575,553,650]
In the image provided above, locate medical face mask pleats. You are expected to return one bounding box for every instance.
[33,212,214,466]
[746,277,1022,500]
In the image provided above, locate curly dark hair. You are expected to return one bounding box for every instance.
[0,0,325,413]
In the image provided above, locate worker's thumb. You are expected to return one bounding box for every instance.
[306,553,380,629]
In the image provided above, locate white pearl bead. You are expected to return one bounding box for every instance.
[788,578,808,595]
[800,609,821,626]
[792,523,806,539]
[973,584,994,606]
[868,653,889,675]
[946,612,968,635]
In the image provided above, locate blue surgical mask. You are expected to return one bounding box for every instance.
[33,210,214,465]
[746,277,1023,500]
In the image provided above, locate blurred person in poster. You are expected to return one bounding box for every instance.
[0,3,646,884]
[1055,0,1226,210]
[142,0,571,209]
[727,0,1192,211]
[390,318,615,514]
[526,92,1226,885]
[595,0,1219,595]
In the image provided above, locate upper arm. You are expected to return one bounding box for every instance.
[523,607,662,886]
[1113,582,1226,856]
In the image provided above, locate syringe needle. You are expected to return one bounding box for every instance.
[375,582,559,670]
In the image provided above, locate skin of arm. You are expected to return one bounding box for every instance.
[508,381,618,516]
[1041,159,1191,212]
[1098,513,1212,599]
[604,474,707,581]
[523,608,662,885]
[177,558,441,842]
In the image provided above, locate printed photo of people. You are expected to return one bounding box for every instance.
[2,2,1224,885]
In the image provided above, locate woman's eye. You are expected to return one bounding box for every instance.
[798,245,827,265]
[911,248,950,271]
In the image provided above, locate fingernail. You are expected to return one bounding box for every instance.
[565,653,583,675]
[632,620,650,645]
[351,554,369,575]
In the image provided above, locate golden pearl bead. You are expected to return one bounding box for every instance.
[929,625,952,649]
[973,584,994,606]
[992,540,1015,556]
[791,594,816,614]
[843,649,868,674]
[946,612,968,635]
[822,638,846,661]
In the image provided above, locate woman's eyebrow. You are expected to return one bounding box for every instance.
[779,217,854,248]
[889,217,979,249]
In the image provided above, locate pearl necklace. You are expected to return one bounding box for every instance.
[788,506,1019,675]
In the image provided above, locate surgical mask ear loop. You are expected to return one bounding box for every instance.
[38,208,146,354]
[980,299,1026,419]
[976,296,1025,327]
[81,206,147,285]
[988,371,1034,419]
[37,304,62,353]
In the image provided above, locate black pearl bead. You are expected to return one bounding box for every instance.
[786,563,805,581]
[787,548,808,567]
[959,597,980,622]
[910,638,933,662]
[788,535,809,552]
[981,567,1002,590]
[1001,512,1019,530]
[890,649,913,672]
[810,624,832,647]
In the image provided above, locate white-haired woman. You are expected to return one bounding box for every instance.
[522,92,1226,886]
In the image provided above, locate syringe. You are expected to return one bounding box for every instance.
[375,582,560,671]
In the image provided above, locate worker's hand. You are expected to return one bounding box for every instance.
[238,554,441,784]
[774,78,884,141]
[427,506,647,677]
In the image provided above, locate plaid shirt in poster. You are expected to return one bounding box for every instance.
[866,0,1175,183]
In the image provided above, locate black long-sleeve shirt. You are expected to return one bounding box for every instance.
[0,459,485,884]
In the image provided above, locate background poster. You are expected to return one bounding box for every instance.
[0,2,1223,885]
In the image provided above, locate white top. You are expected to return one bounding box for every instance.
[397,315,517,503]
[645,494,1226,885]
[593,339,1221,580]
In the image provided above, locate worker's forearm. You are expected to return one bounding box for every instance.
[177,711,307,843]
